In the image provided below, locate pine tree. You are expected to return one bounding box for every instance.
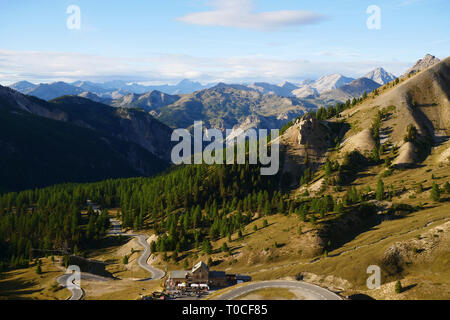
[221,242,229,253]
[324,159,332,176]
[376,179,385,201]
[395,280,403,294]
[263,200,271,216]
[430,182,441,202]
[202,240,212,254]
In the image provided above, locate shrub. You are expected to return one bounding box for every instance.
[415,183,424,194]
[221,242,229,253]
[395,280,403,294]
[381,169,394,178]
[404,124,417,143]
[443,181,450,194]
[36,264,42,275]
[376,179,385,201]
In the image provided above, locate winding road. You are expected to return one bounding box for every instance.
[133,234,166,281]
[56,272,110,300]
[213,280,343,300]
[57,218,164,300]
[56,273,84,300]
[108,218,165,280]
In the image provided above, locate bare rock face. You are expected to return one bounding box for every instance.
[392,142,418,167]
[340,129,377,156]
[381,221,450,276]
[404,54,441,76]
[297,114,327,150]
[439,146,450,164]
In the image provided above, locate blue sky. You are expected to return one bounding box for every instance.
[0,0,449,85]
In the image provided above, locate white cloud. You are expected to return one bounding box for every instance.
[0,49,411,85]
[177,0,325,31]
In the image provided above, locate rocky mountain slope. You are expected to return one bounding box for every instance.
[248,81,299,97]
[404,54,441,76]
[0,86,173,191]
[275,55,449,189]
[292,74,355,99]
[340,56,450,167]
[110,90,181,113]
[313,77,381,106]
[364,67,397,85]
[312,74,355,93]
[155,83,314,133]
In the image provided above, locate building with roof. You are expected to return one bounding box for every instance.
[166,261,248,290]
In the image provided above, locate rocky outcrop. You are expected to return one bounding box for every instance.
[392,142,418,167]
[404,54,440,76]
[381,221,450,275]
[340,129,377,156]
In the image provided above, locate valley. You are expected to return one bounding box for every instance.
[0,54,449,301]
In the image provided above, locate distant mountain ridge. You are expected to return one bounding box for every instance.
[110,90,181,113]
[364,67,397,85]
[155,83,314,134]
[9,79,216,101]
[8,67,394,103]
[314,77,382,105]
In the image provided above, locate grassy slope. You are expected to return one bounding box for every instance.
[0,257,69,300]
[151,66,450,300]
[196,145,449,300]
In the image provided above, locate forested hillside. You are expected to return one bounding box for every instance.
[0,163,277,269]
[0,86,172,192]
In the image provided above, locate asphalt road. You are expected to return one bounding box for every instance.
[109,218,165,280]
[213,280,343,300]
[134,234,165,281]
[56,272,109,300]
[56,218,164,300]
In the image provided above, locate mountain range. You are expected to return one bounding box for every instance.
[10,79,216,101]
[0,86,172,191]
[9,67,397,104]
[3,55,441,192]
